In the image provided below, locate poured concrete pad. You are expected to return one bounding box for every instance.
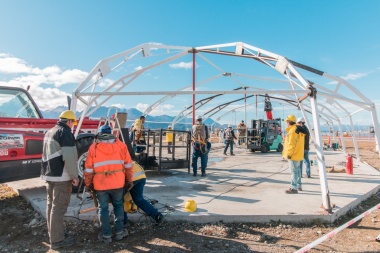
[7,143,380,224]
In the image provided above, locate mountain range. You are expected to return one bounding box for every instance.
[41,106,373,133]
[41,106,221,131]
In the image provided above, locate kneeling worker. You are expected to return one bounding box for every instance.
[124,161,164,226]
[84,125,134,243]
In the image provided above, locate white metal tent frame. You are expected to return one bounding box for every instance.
[71,42,380,212]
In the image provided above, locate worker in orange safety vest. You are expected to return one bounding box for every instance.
[84,125,133,243]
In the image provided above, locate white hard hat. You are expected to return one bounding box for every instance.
[196,115,202,120]
[297,117,305,123]
[228,124,232,128]
[168,125,172,128]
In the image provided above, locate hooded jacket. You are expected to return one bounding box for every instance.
[282,124,305,161]
[84,139,133,191]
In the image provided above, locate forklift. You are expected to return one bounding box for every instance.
[246,118,283,153]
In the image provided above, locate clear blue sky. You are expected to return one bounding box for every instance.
[1,0,380,126]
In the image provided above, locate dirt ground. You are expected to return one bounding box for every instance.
[0,140,379,253]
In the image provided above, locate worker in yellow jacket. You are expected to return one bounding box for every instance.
[124,162,164,226]
[166,125,173,154]
[132,115,146,153]
[282,114,305,194]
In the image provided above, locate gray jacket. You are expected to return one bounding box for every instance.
[41,121,78,182]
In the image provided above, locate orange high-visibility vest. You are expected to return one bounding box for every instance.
[84,139,133,191]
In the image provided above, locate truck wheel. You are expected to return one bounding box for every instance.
[73,134,95,193]
[276,143,284,152]
[260,143,269,153]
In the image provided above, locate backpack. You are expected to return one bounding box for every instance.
[224,128,233,140]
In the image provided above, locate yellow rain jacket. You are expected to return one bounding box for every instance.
[282,124,305,161]
[166,130,173,143]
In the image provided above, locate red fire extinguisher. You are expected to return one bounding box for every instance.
[346,154,353,174]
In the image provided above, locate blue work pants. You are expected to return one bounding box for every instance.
[124,178,159,222]
[96,188,124,237]
[192,143,208,175]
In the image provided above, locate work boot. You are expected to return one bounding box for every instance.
[201,172,206,177]
[98,232,112,243]
[297,188,303,191]
[193,173,197,177]
[230,153,235,156]
[115,229,128,241]
[223,152,227,155]
[285,188,298,194]
[50,237,75,249]
[155,213,164,225]
[307,175,311,178]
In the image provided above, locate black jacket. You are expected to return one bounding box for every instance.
[296,125,310,150]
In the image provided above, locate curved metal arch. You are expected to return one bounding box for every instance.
[72,42,380,212]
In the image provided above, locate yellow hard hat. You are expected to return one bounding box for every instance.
[285,114,296,123]
[184,199,197,212]
[59,110,77,125]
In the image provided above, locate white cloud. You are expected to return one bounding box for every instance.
[110,103,127,109]
[135,103,175,116]
[169,61,194,69]
[341,72,370,81]
[0,54,33,74]
[0,53,92,110]
[135,103,149,112]
[0,54,88,88]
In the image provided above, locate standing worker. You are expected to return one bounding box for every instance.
[124,161,164,226]
[166,125,173,154]
[41,110,79,250]
[132,115,146,153]
[296,117,311,178]
[237,120,247,145]
[84,125,133,243]
[282,115,305,194]
[219,128,224,143]
[191,115,210,177]
[223,124,237,155]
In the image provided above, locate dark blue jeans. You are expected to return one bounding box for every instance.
[223,140,234,154]
[192,143,208,174]
[300,150,311,176]
[124,178,159,222]
[96,188,124,237]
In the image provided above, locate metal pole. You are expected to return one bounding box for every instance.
[310,92,332,212]
[337,119,346,152]
[349,115,360,161]
[244,87,247,146]
[369,104,380,153]
[192,50,196,125]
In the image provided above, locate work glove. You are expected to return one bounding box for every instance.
[124,181,134,192]
[85,185,94,192]
[287,155,291,160]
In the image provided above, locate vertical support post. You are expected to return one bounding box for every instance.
[244,87,247,145]
[370,104,380,154]
[331,121,336,143]
[349,115,360,161]
[337,120,346,152]
[158,129,162,172]
[192,50,196,125]
[310,89,332,212]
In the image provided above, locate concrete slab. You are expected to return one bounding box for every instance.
[6,143,380,224]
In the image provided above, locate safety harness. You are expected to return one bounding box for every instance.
[192,124,208,154]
